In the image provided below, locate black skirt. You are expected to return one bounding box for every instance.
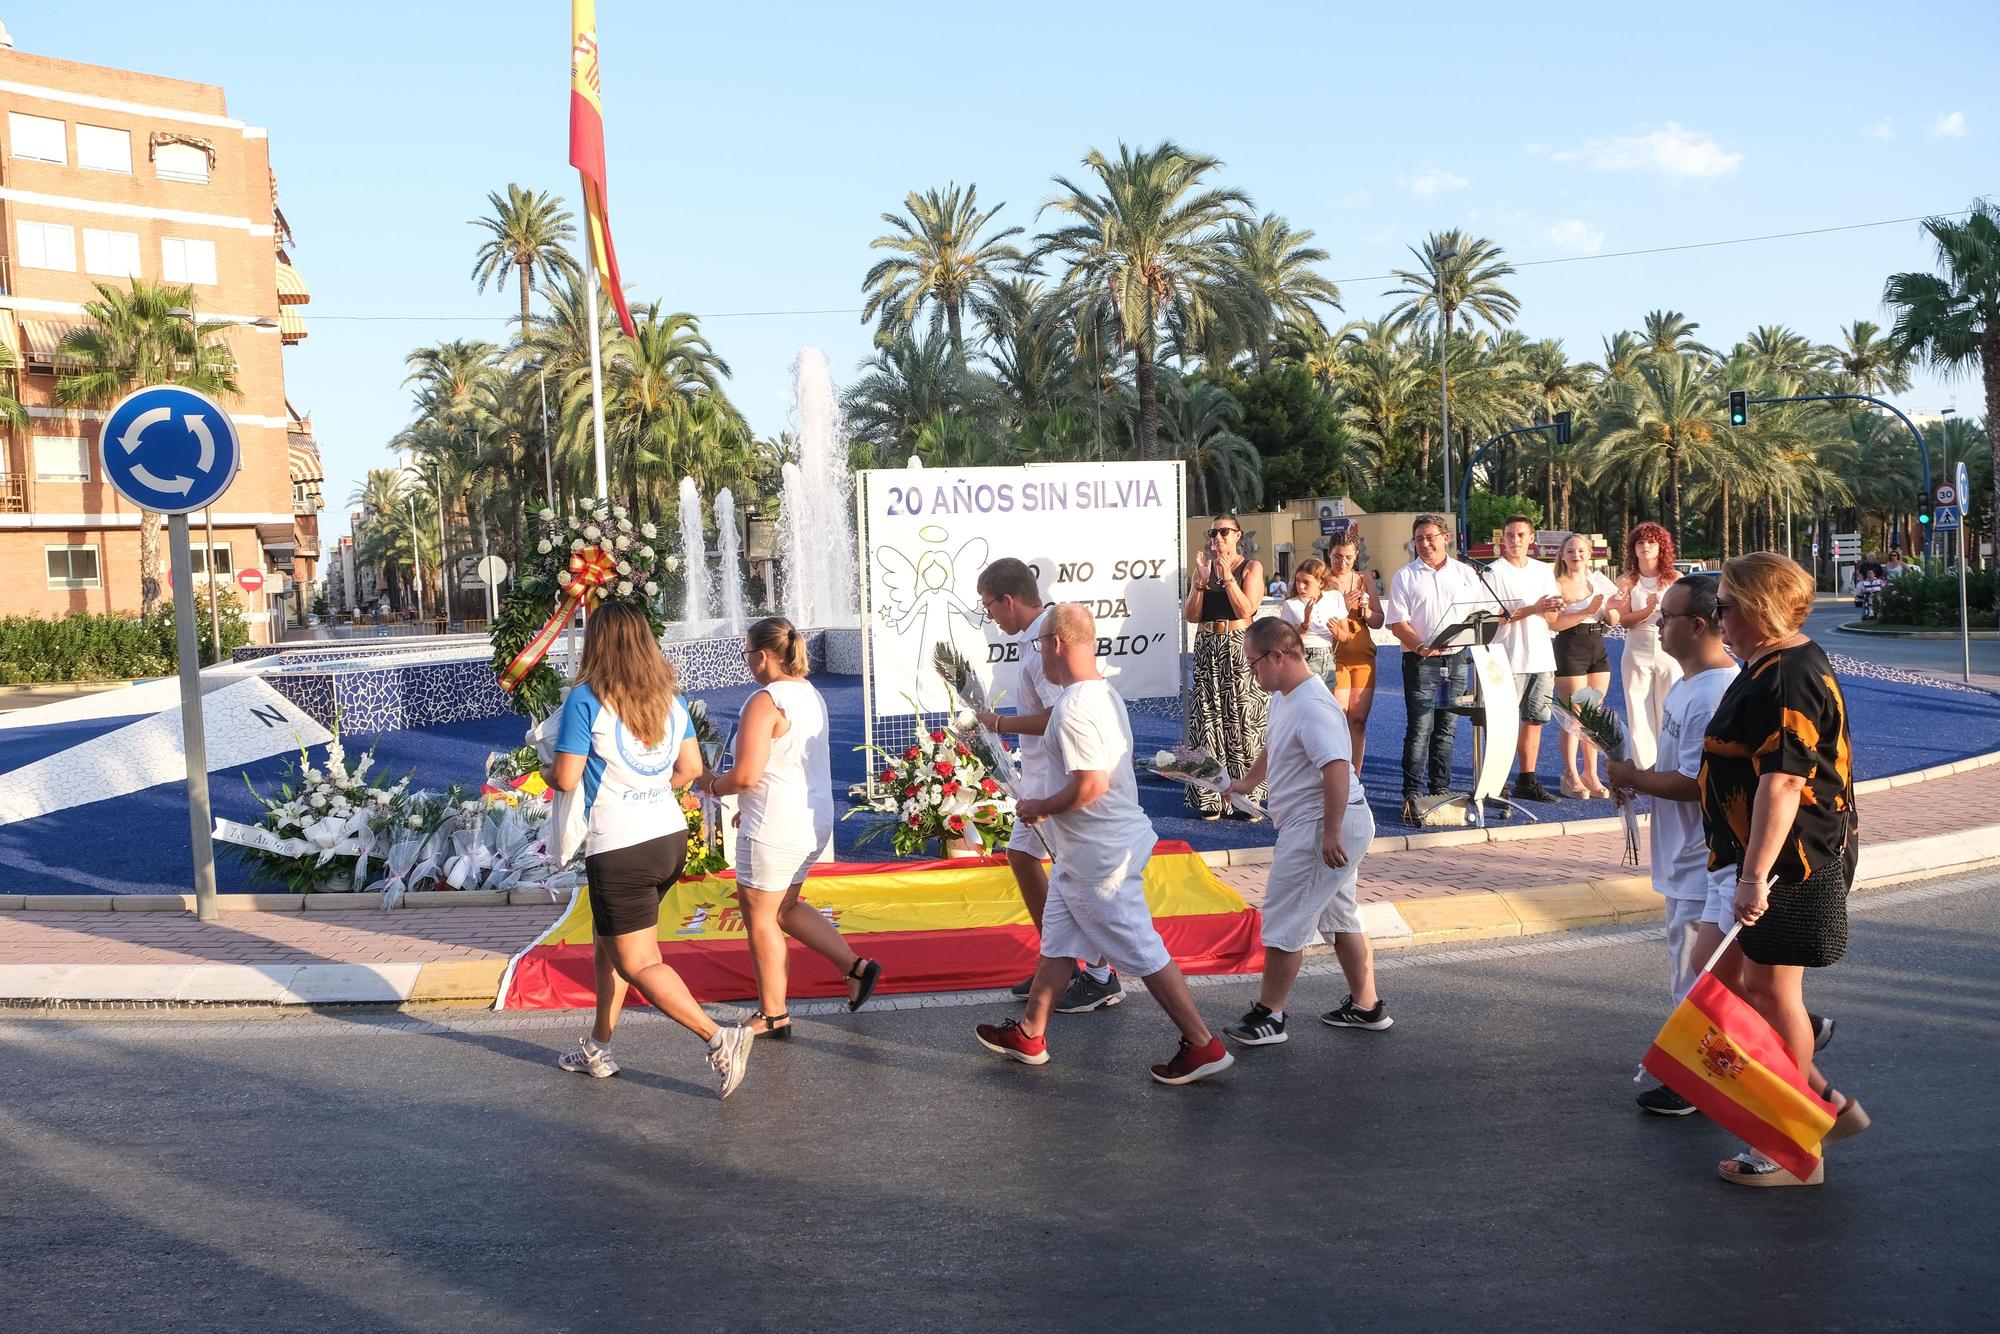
[1738,847,1853,968]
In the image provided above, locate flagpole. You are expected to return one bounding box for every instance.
[585,255,609,502]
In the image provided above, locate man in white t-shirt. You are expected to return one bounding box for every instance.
[974,558,1120,1015]
[1222,618,1389,1045]
[1607,576,1739,1117]
[1484,516,1566,803]
[974,604,1235,1086]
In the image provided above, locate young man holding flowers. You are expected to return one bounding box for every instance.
[974,604,1233,1086]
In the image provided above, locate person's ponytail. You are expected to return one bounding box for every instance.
[747,615,809,678]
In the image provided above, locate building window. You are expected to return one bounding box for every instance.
[190,543,234,577]
[7,112,66,164]
[160,236,217,285]
[82,228,143,278]
[46,545,101,589]
[15,220,76,271]
[33,435,90,483]
[152,140,210,183]
[75,123,132,173]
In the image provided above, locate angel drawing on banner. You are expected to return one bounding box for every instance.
[874,523,990,711]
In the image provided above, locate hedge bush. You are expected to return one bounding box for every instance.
[0,591,249,683]
[1877,567,2000,628]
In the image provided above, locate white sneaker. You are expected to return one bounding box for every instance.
[558,1039,619,1078]
[708,1025,752,1099]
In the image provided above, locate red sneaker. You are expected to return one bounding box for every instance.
[975,1018,1049,1066]
[1150,1035,1234,1085]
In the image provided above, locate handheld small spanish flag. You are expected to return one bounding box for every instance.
[568,0,636,338]
[1641,926,1837,1180]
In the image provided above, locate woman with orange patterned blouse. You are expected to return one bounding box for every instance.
[1699,553,1868,1186]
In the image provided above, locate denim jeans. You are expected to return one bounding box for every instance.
[1400,650,1469,798]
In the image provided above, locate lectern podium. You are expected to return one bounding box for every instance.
[1422,611,1534,829]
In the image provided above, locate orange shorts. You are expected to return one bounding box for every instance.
[1333,657,1375,695]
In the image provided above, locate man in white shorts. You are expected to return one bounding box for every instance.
[974,604,1234,1086]
[1223,617,1389,1044]
[974,558,1121,1013]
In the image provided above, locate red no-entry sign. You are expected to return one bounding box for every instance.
[236,567,265,593]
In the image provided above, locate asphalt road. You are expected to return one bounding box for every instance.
[1812,592,2000,682]
[2,872,1995,1333]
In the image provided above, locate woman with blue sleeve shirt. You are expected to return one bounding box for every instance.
[543,600,753,1098]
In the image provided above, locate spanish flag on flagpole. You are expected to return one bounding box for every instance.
[569,0,636,340]
[1641,925,1838,1180]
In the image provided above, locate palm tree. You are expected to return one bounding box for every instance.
[56,279,239,617]
[1638,310,1715,362]
[1736,325,1825,382]
[861,184,1025,366]
[1830,319,1912,396]
[1155,374,1263,514]
[1884,199,2000,537]
[348,467,435,611]
[842,330,996,464]
[1384,230,1520,339]
[1594,351,1723,535]
[598,306,742,511]
[1221,213,1341,370]
[470,184,580,339]
[1035,140,1253,459]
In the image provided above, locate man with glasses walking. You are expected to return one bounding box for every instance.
[973,558,1122,1014]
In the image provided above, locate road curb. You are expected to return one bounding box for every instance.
[1833,622,1997,640]
[7,823,1999,1009]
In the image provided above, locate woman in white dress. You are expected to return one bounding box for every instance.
[1604,521,1684,769]
[1550,534,1620,797]
[1277,559,1344,682]
[697,617,881,1037]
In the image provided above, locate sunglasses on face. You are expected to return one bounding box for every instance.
[1208,528,1239,539]
[1713,599,1737,614]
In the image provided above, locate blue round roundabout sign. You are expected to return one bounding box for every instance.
[99,385,241,515]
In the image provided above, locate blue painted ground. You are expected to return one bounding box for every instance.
[6,642,1998,893]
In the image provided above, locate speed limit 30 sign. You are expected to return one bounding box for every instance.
[1935,482,1958,506]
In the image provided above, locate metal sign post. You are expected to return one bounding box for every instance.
[1959,460,1973,682]
[99,384,241,923]
[168,515,220,918]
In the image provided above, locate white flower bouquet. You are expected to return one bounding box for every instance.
[1143,743,1263,819]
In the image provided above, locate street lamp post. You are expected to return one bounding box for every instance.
[407,489,424,622]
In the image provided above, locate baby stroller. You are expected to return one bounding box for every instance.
[1854,574,1885,621]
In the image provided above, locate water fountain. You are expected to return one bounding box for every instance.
[677,475,711,629]
[714,486,747,634]
[778,347,858,628]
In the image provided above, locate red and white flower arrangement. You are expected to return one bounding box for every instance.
[857,722,1015,857]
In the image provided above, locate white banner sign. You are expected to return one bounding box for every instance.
[859,461,1185,713]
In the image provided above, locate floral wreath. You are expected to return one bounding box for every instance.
[489,496,677,720]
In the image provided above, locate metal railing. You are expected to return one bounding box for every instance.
[0,474,23,513]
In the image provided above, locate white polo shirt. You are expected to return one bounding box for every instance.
[1383,556,1489,649]
[1483,556,1561,675]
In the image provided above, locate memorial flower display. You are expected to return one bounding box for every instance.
[858,721,1015,858]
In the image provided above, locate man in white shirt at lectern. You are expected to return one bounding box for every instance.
[1483,516,1566,803]
[1381,514,1488,823]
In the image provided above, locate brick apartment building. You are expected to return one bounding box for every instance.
[0,29,319,642]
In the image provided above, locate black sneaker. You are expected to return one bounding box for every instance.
[1636,1083,1697,1116]
[1054,969,1123,1013]
[1811,1012,1835,1051]
[1512,774,1558,803]
[1321,995,1393,1030]
[1222,1003,1288,1046]
[1012,963,1075,1000]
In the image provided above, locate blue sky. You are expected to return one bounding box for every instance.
[34,2,2000,540]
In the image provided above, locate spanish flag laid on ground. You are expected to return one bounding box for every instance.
[1642,970,1838,1180]
[497,840,1264,1009]
[568,0,636,338]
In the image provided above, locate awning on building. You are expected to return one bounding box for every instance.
[276,259,310,305]
[278,307,307,344]
[21,320,89,364]
[287,436,324,484]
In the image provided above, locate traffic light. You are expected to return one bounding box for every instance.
[1553,410,1572,445]
[1728,390,1749,427]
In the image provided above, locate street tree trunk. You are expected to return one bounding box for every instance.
[138,513,162,617]
[1134,338,1159,461]
[518,262,534,342]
